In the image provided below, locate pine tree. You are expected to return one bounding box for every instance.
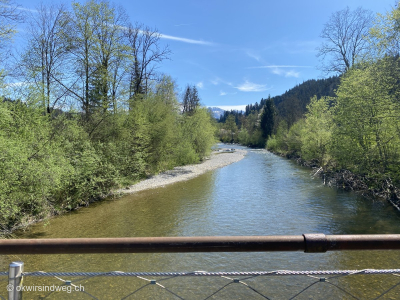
[260,97,275,139]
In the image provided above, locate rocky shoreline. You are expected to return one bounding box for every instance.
[116,148,247,195]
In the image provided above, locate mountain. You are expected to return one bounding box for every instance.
[208,107,226,119]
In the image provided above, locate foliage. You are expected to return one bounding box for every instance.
[300,96,334,168]
[331,58,400,177]
[260,97,275,139]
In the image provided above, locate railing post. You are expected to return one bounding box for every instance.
[8,261,23,300]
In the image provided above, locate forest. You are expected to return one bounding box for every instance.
[218,5,400,201]
[0,0,216,231]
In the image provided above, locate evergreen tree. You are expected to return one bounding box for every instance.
[182,84,200,114]
[260,97,275,139]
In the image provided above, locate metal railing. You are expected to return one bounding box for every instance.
[2,233,400,254]
[2,233,400,299]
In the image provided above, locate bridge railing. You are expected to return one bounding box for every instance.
[2,233,400,299]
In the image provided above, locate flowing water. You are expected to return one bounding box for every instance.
[3,145,400,299]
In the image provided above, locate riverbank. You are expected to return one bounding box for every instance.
[116,148,247,194]
[3,147,246,237]
[273,150,400,211]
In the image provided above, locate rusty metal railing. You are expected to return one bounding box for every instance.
[3,234,400,299]
[1,233,400,254]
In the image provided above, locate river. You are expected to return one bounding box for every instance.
[3,145,400,299]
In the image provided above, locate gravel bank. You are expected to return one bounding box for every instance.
[117,148,247,194]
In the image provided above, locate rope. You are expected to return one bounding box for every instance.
[11,269,400,277]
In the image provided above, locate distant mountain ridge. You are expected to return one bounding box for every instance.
[208,107,226,119]
[218,76,340,125]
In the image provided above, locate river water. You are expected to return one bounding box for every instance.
[3,145,400,299]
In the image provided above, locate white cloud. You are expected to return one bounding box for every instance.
[220,91,227,96]
[0,4,37,13]
[246,51,261,62]
[271,68,300,78]
[249,65,312,69]
[116,26,214,46]
[234,80,270,92]
[159,33,213,45]
[5,82,29,87]
[210,77,232,86]
[196,81,204,89]
[284,70,300,78]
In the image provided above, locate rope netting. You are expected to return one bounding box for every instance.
[1,269,400,299]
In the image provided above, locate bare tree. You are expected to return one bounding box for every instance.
[0,0,23,74]
[0,0,22,48]
[18,3,70,113]
[182,84,200,115]
[124,23,171,100]
[317,6,374,74]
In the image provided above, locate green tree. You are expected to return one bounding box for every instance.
[260,97,275,139]
[369,4,400,58]
[301,96,334,168]
[332,59,400,176]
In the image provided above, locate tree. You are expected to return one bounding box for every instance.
[369,4,400,58]
[0,0,22,50]
[317,6,373,74]
[124,23,170,100]
[19,3,70,114]
[182,84,200,114]
[0,0,23,73]
[56,0,128,119]
[260,97,275,139]
[301,96,334,168]
[331,58,400,174]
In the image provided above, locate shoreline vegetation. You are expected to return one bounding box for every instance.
[272,151,400,212]
[1,1,219,235]
[216,6,400,214]
[3,146,245,237]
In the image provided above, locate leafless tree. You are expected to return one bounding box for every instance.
[182,84,200,115]
[0,0,23,73]
[124,23,171,100]
[0,0,23,48]
[18,3,71,113]
[317,6,374,74]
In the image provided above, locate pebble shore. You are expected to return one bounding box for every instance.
[117,148,247,194]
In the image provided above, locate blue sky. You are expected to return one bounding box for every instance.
[10,0,397,110]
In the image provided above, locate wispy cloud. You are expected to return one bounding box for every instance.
[0,4,37,13]
[249,65,311,78]
[210,77,232,86]
[219,90,237,96]
[246,51,261,62]
[160,33,213,45]
[116,25,214,46]
[271,68,300,78]
[249,65,312,69]
[5,82,29,87]
[196,81,204,89]
[234,80,270,92]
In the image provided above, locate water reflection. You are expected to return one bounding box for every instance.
[3,145,400,298]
